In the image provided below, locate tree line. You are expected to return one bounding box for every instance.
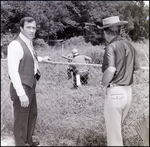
[1,1,149,46]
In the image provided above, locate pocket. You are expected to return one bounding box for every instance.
[110,93,124,100]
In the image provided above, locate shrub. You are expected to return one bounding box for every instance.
[33,38,49,51]
[1,33,16,58]
[87,50,104,64]
[64,36,91,50]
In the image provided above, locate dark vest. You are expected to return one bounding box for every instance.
[16,36,36,88]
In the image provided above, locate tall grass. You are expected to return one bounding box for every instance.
[1,36,149,146]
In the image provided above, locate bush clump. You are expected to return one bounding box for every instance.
[1,33,16,58]
[33,38,49,51]
[64,36,92,49]
[89,50,104,64]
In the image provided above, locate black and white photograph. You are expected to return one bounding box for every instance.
[1,1,149,146]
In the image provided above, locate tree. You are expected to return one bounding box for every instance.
[127,1,149,41]
[1,1,149,46]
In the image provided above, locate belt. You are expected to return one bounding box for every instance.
[107,83,129,87]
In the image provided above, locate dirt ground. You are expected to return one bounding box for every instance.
[1,136,15,146]
[1,135,43,146]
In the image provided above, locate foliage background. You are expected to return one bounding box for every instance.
[1,1,149,58]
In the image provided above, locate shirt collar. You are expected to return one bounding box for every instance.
[109,36,122,44]
[19,32,31,45]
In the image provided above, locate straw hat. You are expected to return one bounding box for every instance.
[99,16,128,29]
[72,49,79,56]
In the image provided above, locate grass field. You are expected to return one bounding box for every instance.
[1,37,149,146]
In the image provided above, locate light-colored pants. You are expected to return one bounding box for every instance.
[104,85,132,146]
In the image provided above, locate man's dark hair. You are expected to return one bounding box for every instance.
[19,17,36,28]
[104,26,121,36]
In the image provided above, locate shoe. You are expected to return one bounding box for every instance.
[30,141,40,146]
[68,77,72,80]
[82,82,88,85]
[71,86,78,89]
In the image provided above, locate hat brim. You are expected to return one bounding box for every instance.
[99,21,128,29]
[72,53,79,56]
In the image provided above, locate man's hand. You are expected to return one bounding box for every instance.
[42,56,51,62]
[19,95,29,107]
[101,66,116,86]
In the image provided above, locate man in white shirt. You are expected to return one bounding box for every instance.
[7,17,51,146]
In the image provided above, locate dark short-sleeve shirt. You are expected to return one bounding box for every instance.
[102,37,140,85]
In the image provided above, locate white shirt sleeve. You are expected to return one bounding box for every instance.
[37,56,43,62]
[7,40,26,97]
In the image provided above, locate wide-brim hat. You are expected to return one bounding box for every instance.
[99,16,128,29]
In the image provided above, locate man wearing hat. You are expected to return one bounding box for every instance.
[100,16,140,146]
[70,49,92,88]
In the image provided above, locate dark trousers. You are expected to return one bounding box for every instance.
[10,82,37,146]
[67,66,73,79]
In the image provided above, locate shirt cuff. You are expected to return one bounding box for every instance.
[37,56,43,62]
[16,88,26,97]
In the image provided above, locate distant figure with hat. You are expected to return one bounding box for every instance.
[99,16,140,146]
[69,49,92,89]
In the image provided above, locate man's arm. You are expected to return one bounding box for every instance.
[61,54,73,61]
[85,55,92,63]
[8,41,25,96]
[8,41,29,107]
[62,55,69,59]
[38,56,51,62]
[101,45,116,86]
[101,66,116,86]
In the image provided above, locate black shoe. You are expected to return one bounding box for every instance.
[71,86,78,89]
[82,82,88,85]
[68,76,72,80]
[30,141,40,146]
